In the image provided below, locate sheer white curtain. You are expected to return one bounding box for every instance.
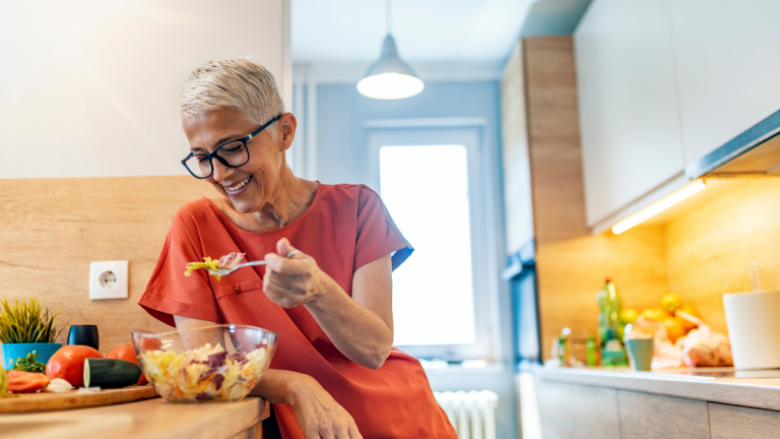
[290,63,318,180]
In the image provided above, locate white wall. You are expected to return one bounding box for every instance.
[0,0,289,179]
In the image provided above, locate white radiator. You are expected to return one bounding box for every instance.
[434,390,499,439]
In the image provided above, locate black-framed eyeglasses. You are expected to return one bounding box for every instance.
[181,114,282,179]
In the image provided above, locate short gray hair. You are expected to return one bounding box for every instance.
[179,58,285,128]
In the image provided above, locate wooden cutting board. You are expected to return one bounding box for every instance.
[0,385,159,413]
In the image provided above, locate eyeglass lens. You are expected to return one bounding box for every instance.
[184,141,249,178]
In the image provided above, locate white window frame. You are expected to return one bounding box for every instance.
[366,122,500,362]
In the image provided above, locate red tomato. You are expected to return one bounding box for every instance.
[107,343,146,385]
[46,345,103,387]
[8,370,50,393]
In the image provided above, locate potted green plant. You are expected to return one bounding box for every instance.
[0,297,63,369]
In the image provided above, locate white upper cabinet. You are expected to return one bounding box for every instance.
[670,0,780,165]
[575,0,686,227]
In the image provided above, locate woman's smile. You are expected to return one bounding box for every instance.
[222,175,253,197]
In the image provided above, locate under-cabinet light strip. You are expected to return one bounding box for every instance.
[611,180,707,235]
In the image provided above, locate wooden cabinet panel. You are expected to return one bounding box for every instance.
[574,0,685,226]
[570,384,619,439]
[670,0,780,165]
[500,40,534,254]
[618,390,710,439]
[535,379,574,439]
[709,402,780,439]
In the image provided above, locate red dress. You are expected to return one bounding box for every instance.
[138,183,457,439]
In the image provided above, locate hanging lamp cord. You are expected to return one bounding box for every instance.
[386,0,392,35]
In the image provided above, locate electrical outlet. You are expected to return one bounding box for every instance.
[89,261,129,300]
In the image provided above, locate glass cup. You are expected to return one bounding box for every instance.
[626,338,654,371]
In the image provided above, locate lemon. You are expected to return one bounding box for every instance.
[619,308,639,324]
[661,293,684,313]
[642,307,670,322]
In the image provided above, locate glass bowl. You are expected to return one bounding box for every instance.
[132,324,277,403]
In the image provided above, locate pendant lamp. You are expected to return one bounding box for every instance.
[357,0,424,100]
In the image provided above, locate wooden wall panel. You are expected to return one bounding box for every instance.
[665,178,780,335]
[536,226,668,361]
[0,176,218,354]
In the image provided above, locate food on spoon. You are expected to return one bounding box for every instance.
[107,343,147,384]
[46,345,103,387]
[84,358,142,389]
[139,343,267,402]
[8,370,50,393]
[184,252,246,281]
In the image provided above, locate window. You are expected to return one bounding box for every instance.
[380,145,475,346]
[367,126,494,361]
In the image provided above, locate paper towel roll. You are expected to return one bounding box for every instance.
[723,289,780,370]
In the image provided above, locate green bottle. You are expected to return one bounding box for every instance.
[586,335,598,366]
[597,279,622,347]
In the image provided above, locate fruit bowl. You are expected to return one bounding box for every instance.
[131,324,277,403]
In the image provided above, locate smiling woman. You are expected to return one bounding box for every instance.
[138,58,457,439]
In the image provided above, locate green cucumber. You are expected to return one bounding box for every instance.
[84,358,142,389]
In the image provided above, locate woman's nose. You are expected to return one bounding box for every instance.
[211,159,234,182]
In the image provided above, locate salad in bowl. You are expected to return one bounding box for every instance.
[132,324,277,403]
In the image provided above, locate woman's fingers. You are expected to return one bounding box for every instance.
[265,253,312,276]
[348,423,363,439]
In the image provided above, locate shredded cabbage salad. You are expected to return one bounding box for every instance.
[139,343,267,402]
[184,252,245,281]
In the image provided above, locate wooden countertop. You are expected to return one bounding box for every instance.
[1,396,271,439]
[535,365,780,412]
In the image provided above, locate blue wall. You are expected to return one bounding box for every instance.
[316,81,503,186]
[315,81,518,439]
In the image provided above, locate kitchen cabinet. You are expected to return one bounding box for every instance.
[571,384,619,439]
[535,378,573,439]
[500,41,535,254]
[574,0,685,227]
[709,403,780,439]
[670,0,780,165]
[534,378,621,438]
[617,390,710,439]
[535,367,780,439]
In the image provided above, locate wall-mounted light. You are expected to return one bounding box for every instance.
[356,0,424,100]
[612,180,707,235]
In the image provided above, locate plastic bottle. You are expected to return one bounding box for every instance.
[586,335,599,366]
[597,278,623,346]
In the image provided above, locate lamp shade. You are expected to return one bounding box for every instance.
[357,35,424,100]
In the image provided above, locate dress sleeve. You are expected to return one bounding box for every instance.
[138,211,223,327]
[354,186,414,271]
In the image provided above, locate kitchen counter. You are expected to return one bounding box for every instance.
[2,395,271,439]
[535,365,780,411]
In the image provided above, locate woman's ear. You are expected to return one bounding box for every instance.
[278,113,297,152]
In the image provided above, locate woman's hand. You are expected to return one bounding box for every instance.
[263,238,327,308]
[265,237,394,369]
[288,374,363,439]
